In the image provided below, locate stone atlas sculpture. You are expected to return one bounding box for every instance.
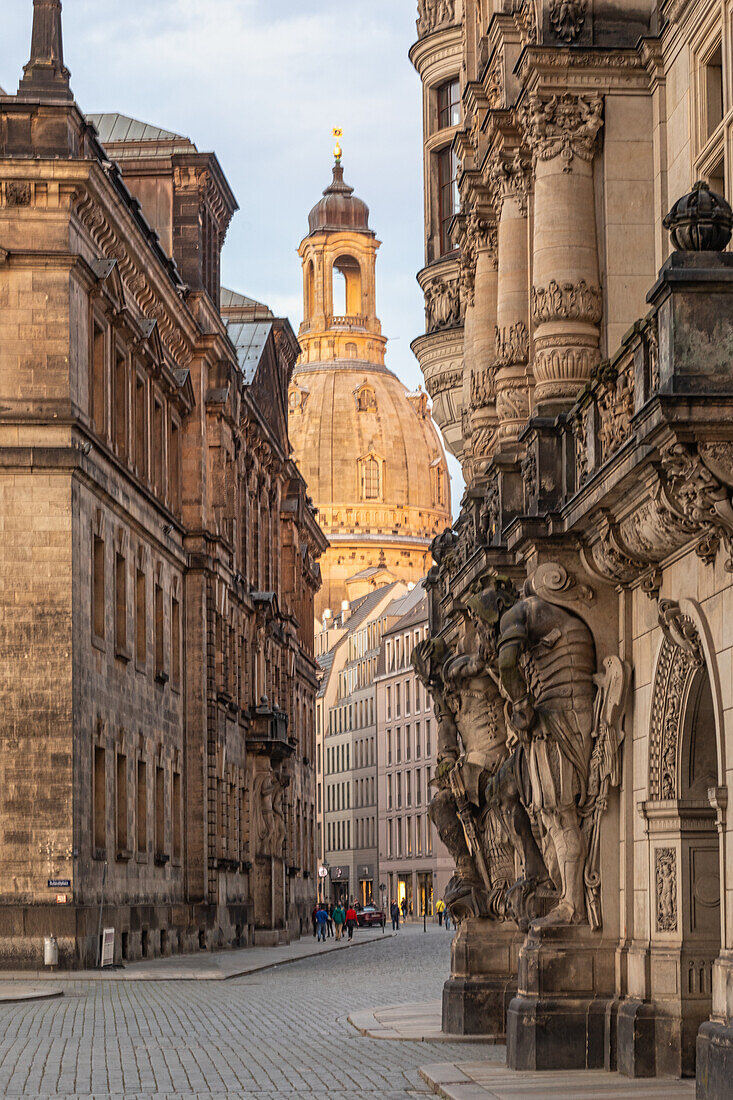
[414,562,629,935]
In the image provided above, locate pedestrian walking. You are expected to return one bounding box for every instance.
[390,901,400,931]
[345,904,358,941]
[327,903,334,938]
[315,903,329,943]
[311,904,318,938]
[401,897,407,921]
[436,898,445,927]
[444,908,452,931]
[333,903,345,941]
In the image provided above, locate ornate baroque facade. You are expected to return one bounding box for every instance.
[0,2,327,967]
[411,0,733,1094]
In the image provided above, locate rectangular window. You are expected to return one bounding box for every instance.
[396,772,402,809]
[172,771,181,861]
[116,752,128,854]
[387,729,392,765]
[416,768,422,806]
[134,370,147,479]
[169,420,181,513]
[406,770,412,807]
[704,41,724,139]
[407,816,413,857]
[387,685,392,719]
[113,349,127,459]
[171,596,181,689]
[115,552,127,656]
[416,815,423,855]
[153,398,164,495]
[415,722,421,760]
[396,817,402,857]
[387,773,393,810]
[426,720,431,758]
[396,728,402,764]
[438,77,461,130]
[137,758,147,855]
[135,568,146,666]
[438,145,460,256]
[93,535,105,641]
[155,582,165,681]
[94,745,106,853]
[405,678,411,716]
[155,765,165,859]
[395,684,401,718]
[426,812,433,854]
[91,322,106,435]
[406,724,411,761]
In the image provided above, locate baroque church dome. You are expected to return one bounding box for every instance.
[289,159,451,618]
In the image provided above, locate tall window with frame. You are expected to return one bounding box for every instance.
[437,145,460,256]
[437,77,460,130]
[90,321,107,437]
[134,368,147,480]
[360,454,381,501]
[695,33,729,199]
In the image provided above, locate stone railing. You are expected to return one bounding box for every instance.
[329,314,367,330]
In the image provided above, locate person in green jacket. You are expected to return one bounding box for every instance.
[333,903,346,941]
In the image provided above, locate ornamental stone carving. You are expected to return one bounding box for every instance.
[549,0,588,42]
[495,381,530,426]
[661,441,733,570]
[471,365,496,407]
[521,448,538,502]
[504,0,538,44]
[596,362,635,462]
[426,276,462,333]
[417,0,456,37]
[4,181,31,206]
[522,93,603,171]
[495,321,529,366]
[532,280,603,325]
[489,153,530,218]
[649,600,703,801]
[655,847,678,932]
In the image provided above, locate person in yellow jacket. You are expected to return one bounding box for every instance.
[436,898,445,927]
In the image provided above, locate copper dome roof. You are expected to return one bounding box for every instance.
[308,163,372,235]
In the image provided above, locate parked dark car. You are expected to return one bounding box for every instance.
[356,904,386,929]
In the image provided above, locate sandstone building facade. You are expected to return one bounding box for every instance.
[410,0,733,1095]
[0,1,326,967]
[375,588,454,917]
[287,157,452,620]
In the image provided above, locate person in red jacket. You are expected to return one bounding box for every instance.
[345,904,358,941]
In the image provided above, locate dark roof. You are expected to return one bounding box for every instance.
[86,112,189,148]
[308,162,372,236]
[383,583,427,636]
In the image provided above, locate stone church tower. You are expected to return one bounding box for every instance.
[288,154,451,620]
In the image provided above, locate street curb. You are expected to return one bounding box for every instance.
[348,1003,495,1043]
[0,930,396,983]
[0,987,64,1004]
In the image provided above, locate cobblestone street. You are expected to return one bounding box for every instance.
[0,925,498,1098]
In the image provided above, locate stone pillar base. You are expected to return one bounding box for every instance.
[696,1019,733,1099]
[506,925,615,1070]
[615,999,657,1078]
[443,975,516,1038]
[443,917,521,1038]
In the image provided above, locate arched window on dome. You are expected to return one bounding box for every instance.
[346,342,358,360]
[332,255,362,318]
[355,383,377,412]
[359,453,383,502]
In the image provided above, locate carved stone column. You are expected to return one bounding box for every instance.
[491,152,531,444]
[523,93,603,414]
[465,216,499,482]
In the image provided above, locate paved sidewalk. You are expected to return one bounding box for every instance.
[420,1061,696,1099]
[0,926,391,981]
[350,1001,489,1042]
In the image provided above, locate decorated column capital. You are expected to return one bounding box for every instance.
[489,151,531,217]
[459,213,497,308]
[521,92,603,172]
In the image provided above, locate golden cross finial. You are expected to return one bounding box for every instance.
[332,127,343,164]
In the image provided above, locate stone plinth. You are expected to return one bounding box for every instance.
[442,918,521,1038]
[507,924,616,1070]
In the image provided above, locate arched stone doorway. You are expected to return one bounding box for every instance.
[643,601,721,1078]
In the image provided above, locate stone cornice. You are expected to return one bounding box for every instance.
[516,45,649,95]
[409,24,463,77]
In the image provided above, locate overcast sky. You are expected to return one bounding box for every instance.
[1,0,462,510]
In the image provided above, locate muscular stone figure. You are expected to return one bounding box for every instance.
[497,594,597,926]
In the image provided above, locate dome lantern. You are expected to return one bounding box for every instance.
[308,161,372,236]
